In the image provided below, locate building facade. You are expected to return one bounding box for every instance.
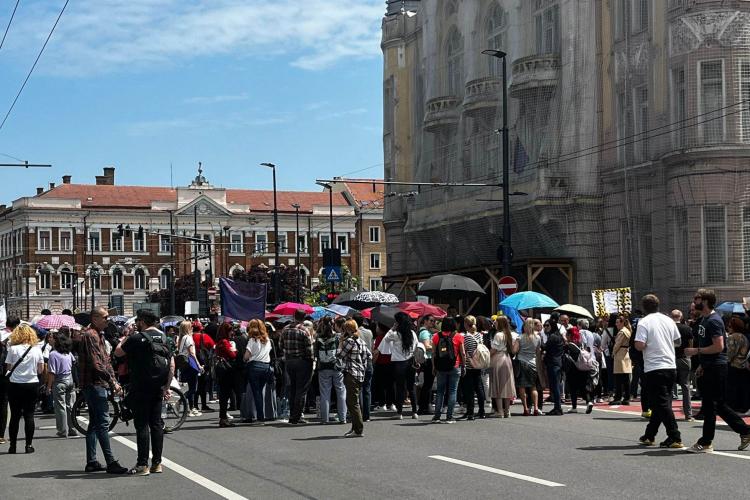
[0,167,384,317]
[382,0,750,311]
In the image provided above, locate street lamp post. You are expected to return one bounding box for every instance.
[223,225,231,277]
[482,49,512,277]
[260,163,280,304]
[316,182,335,294]
[291,203,301,302]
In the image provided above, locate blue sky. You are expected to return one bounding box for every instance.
[0,0,384,202]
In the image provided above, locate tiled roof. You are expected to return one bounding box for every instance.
[37,184,350,213]
[341,179,385,208]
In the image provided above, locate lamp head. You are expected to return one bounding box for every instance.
[482,49,506,58]
[291,203,300,209]
[260,162,275,169]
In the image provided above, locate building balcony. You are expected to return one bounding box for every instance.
[423,96,459,132]
[509,54,561,98]
[463,77,502,117]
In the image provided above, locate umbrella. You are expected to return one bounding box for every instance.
[361,307,374,319]
[34,314,78,330]
[418,274,486,298]
[332,291,360,305]
[109,315,129,325]
[370,306,401,328]
[311,306,336,320]
[325,304,358,317]
[716,302,747,315]
[334,291,399,309]
[500,291,559,310]
[273,302,314,316]
[160,315,186,324]
[554,304,594,320]
[74,312,91,327]
[396,302,447,319]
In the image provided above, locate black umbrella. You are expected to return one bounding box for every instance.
[332,291,359,305]
[74,312,91,327]
[370,306,400,329]
[418,274,486,298]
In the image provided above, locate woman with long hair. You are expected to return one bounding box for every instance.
[4,325,44,453]
[458,315,486,420]
[489,316,518,418]
[416,314,436,415]
[517,318,541,416]
[378,312,418,419]
[610,315,632,405]
[215,323,237,427]
[372,322,396,412]
[177,320,202,417]
[314,317,347,424]
[46,328,77,437]
[726,317,749,413]
[243,319,274,424]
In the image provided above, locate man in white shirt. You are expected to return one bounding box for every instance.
[634,294,682,449]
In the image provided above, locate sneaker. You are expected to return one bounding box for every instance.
[659,438,684,449]
[344,431,363,438]
[106,461,129,475]
[201,406,216,413]
[226,414,234,420]
[85,461,105,473]
[685,416,695,422]
[388,404,397,411]
[373,405,383,412]
[395,414,403,420]
[149,463,163,474]
[567,408,578,414]
[686,442,713,453]
[641,410,652,419]
[430,416,441,424]
[412,413,418,420]
[68,430,79,437]
[608,400,622,406]
[56,431,67,438]
[739,434,750,451]
[638,435,655,446]
[0,437,5,444]
[586,403,594,414]
[444,419,456,424]
[129,465,150,476]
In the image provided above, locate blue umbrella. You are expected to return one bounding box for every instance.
[500,291,559,310]
[311,306,336,320]
[716,302,747,315]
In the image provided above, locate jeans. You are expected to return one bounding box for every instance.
[181,368,198,410]
[8,382,38,446]
[697,364,750,445]
[546,364,562,411]
[343,373,363,435]
[217,370,235,420]
[418,363,435,414]
[83,385,116,465]
[360,362,373,421]
[241,380,277,421]
[643,369,681,441]
[392,360,417,415]
[675,357,692,417]
[130,392,164,467]
[247,362,274,421]
[434,367,461,419]
[0,376,9,438]
[285,358,313,423]
[52,375,76,435]
[318,369,347,423]
[461,368,486,416]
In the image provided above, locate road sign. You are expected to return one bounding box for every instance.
[498,276,517,295]
[323,266,342,283]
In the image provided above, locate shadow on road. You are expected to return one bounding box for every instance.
[14,470,130,480]
[578,445,649,451]
[291,435,345,441]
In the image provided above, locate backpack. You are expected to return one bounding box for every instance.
[470,342,491,370]
[141,330,172,387]
[317,336,339,370]
[575,346,598,372]
[434,332,457,372]
[0,338,9,376]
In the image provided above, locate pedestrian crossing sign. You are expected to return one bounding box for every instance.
[324,266,341,282]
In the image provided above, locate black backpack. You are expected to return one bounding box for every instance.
[0,338,9,376]
[434,332,457,372]
[141,330,172,387]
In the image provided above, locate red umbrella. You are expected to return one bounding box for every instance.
[272,302,314,316]
[396,302,447,319]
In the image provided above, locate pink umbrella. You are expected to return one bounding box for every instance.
[396,302,447,319]
[272,302,314,316]
[35,314,78,330]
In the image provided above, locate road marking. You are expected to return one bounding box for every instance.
[429,455,565,487]
[39,425,57,430]
[712,451,750,460]
[111,435,249,500]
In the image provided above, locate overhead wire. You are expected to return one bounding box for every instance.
[0,0,21,52]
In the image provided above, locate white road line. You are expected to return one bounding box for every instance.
[712,451,750,460]
[39,425,57,430]
[429,455,565,487]
[111,435,249,500]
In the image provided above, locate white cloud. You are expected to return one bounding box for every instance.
[316,108,368,120]
[184,93,250,104]
[125,111,292,136]
[9,0,385,76]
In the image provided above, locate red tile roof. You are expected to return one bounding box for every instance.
[37,184,350,213]
[341,179,385,208]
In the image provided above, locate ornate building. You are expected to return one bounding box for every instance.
[382,0,750,310]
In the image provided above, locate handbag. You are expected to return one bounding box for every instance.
[213,356,233,378]
[470,343,491,370]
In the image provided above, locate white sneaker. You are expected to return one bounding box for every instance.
[227,414,234,420]
[389,404,397,411]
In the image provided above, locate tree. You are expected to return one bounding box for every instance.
[231,264,307,305]
[148,274,200,317]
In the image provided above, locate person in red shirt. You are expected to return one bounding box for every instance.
[192,324,216,412]
[214,323,237,427]
[431,317,466,423]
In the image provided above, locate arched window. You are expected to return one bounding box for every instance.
[60,266,74,289]
[487,3,508,76]
[134,268,146,290]
[90,267,101,290]
[38,268,51,289]
[112,268,123,289]
[160,268,172,290]
[446,29,463,95]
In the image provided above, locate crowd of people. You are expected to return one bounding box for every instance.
[2,287,750,474]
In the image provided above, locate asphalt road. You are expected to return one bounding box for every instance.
[4,402,749,500]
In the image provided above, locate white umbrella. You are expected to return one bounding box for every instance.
[554,304,594,320]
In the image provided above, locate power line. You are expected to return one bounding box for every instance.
[0,0,69,131]
[0,0,20,52]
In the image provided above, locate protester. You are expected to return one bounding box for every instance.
[352,313,373,422]
[431,317,465,423]
[489,316,517,418]
[416,315,436,415]
[633,295,682,449]
[177,321,202,417]
[516,318,541,416]
[372,322,395,412]
[46,329,78,438]
[243,319,274,425]
[338,319,371,438]
[281,309,314,425]
[609,315,632,405]
[314,317,346,424]
[726,317,750,413]
[378,312,418,420]
[671,310,694,421]
[0,316,21,445]
[231,323,249,414]
[459,315,486,420]
[565,326,594,414]
[115,309,174,475]
[543,320,564,415]
[214,323,238,428]
[192,323,216,413]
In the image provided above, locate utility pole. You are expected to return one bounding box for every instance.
[260,163,280,304]
[292,204,300,302]
[169,211,175,315]
[193,205,200,304]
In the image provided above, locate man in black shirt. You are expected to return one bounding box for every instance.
[542,321,564,416]
[684,289,750,453]
[671,309,694,421]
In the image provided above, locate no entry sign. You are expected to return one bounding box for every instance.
[498,276,517,295]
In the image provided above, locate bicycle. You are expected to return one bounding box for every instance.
[72,382,189,435]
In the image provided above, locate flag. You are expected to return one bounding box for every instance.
[513,138,529,174]
[219,278,266,321]
[498,289,524,332]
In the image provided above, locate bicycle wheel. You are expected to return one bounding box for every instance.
[163,387,189,432]
[71,391,120,434]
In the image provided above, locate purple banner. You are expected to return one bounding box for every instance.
[219,278,266,321]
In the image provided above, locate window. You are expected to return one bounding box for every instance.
[672,67,686,148]
[320,234,330,251]
[743,207,750,281]
[337,234,348,254]
[112,268,123,289]
[370,253,381,269]
[90,268,101,289]
[369,226,380,243]
[297,234,308,253]
[133,232,145,252]
[111,232,124,252]
[535,2,560,54]
[160,269,172,289]
[194,234,210,254]
[255,233,267,254]
[632,0,648,32]
[486,3,508,76]
[445,29,463,95]
[88,231,101,252]
[60,230,72,252]
[635,86,649,161]
[134,268,146,289]
[159,235,172,253]
[38,269,51,289]
[230,232,243,254]
[699,60,725,143]
[703,205,726,282]
[60,268,74,289]
[370,278,383,291]
[277,234,288,253]
[673,208,689,283]
[740,61,750,142]
[38,230,51,251]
